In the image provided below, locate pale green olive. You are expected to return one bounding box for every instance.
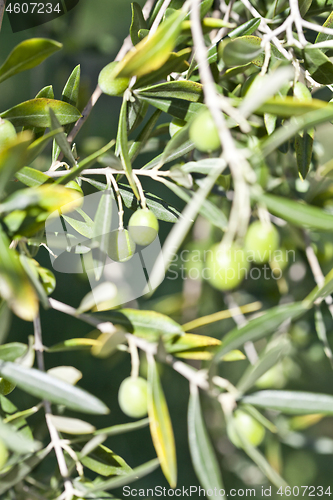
[128,208,159,246]
[108,229,136,262]
[118,376,148,418]
[228,409,265,448]
[206,243,249,290]
[0,118,16,151]
[98,62,130,96]
[189,110,220,153]
[245,221,279,264]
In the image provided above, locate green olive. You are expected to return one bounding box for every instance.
[128,208,159,246]
[0,377,16,396]
[118,376,148,418]
[245,221,279,264]
[189,110,220,153]
[98,62,130,96]
[169,118,187,137]
[0,118,16,151]
[206,243,249,291]
[0,438,8,470]
[227,409,266,448]
[108,229,136,262]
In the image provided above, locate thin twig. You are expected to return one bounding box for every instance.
[33,315,74,500]
[304,232,333,318]
[190,0,252,244]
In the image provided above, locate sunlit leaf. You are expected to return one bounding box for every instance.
[148,355,177,487]
[0,38,62,84]
[0,361,109,414]
[188,385,224,492]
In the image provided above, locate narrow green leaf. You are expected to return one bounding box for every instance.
[164,179,228,230]
[49,107,76,164]
[0,418,41,454]
[303,46,333,85]
[160,121,190,168]
[295,129,313,179]
[53,64,81,159]
[1,99,81,128]
[16,166,50,187]
[0,38,62,84]
[28,85,55,139]
[237,339,291,393]
[19,255,49,309]
[222,36,263,67]
[62,64,81,107]
[148,355,177,488]
[299,0,312,16]
[135,48,190,88]
[137,80,204,101]
[0,302,11,344]
[188,385,224,492]
[314,305,333,368]
[116,10,186,78]
[255,193,333,231]
[315,12,333,47]
[48,415,96,435]
[0,343,27,362]
[0,226,38,321]
[98,308,184,342]
[143,139,195,169]
[0,131,33,200]
[87,458,159,493]
[261,105,333,157]
[62,209,94,239]
[130,2,147,46]
[80,443,131,476]
[117,98,140,199]
[0,361,109,414]
[129,109,162,162]
[213,302,306,362]
[241,390,333,415]
[95,418,149,436]
[138,93,204,121]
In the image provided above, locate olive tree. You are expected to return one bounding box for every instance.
[1,0,333,498]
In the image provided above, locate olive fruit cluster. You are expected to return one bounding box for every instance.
[118,376,148,418]
[206,221,280,291]
[107,209,159,263]
[227,409,266,448]
[0,118,16,151]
